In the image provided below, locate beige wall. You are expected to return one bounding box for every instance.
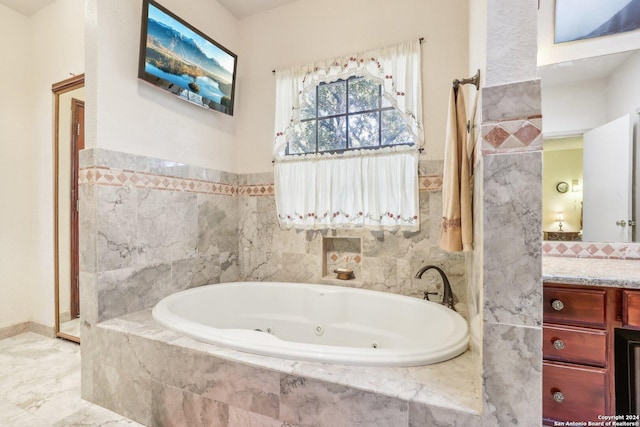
[0,5,34,329]
[469,0,487,94]
[31,0,84,328]
[541,50,640,137]
[85,0,238,172]
[608,50,640,121]
[0,0,84,330]
[541,78,608,137]
[234,0,470,173]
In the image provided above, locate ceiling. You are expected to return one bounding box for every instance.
[537,49,637,86]
[0,0,298,18]
[0,0,57,16]
[4,1,634,85]
[217,0,298,19]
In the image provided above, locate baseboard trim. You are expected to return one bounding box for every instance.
[29,321,56,338]
[0,321,56,340]
[0,322,29,340]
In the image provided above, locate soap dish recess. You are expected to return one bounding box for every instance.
[334,268,354,280]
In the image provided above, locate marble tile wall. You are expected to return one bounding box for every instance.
[480,79,542,426]
[79,148,240,325]
[79,148,470,324]
[237,161,469,315]
[480,3,542,424]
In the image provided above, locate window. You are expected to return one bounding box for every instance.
[272,40,423,230]
[287,77,415,155]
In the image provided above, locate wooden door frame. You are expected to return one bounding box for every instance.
[53,73,84,343]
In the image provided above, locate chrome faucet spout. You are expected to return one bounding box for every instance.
[415,265,456,311]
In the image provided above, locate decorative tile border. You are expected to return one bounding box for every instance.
[327,252,362,264]
[481,117,542,155]
[543,241,640,260]
[80,166,443,196]
[238,184,275,196]
[419,175,443,192]
[79,167,237,196]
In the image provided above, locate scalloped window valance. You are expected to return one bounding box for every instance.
[273,40,423,230]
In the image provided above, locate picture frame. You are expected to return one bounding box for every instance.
[555,0,640,44]
[138,0,238,115]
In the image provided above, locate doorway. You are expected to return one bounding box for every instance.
[53,74,84,343]
[69,98,84,320]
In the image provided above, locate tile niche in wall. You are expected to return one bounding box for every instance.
[322,237,362,281]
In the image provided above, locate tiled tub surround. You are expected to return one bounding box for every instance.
[79,148,476,426]
[79,148,241,325]
[80,149,464,319]
[237,163,469,314]
[85,309,481,427]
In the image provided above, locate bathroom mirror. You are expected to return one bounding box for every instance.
[53,74,84,343]
[539,49,640,242]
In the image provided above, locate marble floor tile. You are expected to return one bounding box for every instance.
[0,333,141,427]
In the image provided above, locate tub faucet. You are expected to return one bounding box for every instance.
[415,265,456,311]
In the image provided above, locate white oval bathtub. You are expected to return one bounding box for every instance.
[152,282,469,367]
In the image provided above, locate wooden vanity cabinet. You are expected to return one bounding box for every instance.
[623,290,640,328]
[542,283,621,426]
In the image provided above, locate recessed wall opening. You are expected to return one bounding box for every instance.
[321,237,362,281]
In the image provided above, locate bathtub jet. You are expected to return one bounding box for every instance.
[152,282,469,367]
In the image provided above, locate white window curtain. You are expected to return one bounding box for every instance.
[273,40,423,230]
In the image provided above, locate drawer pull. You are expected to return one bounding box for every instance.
[553,339,565,350]
[553,391,565,403]
[551,299,565,311]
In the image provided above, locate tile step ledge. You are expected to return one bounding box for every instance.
[96,309,481,419]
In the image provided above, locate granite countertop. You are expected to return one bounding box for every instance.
[543,256,640,288]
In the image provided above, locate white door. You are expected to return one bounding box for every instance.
[583,114,634,242]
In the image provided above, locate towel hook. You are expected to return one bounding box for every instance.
[452,69,480,91]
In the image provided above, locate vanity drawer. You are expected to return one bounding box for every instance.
[543,361,607,423]
[623,290,640,329]
[543,324,607,367]
[543,286,606,327]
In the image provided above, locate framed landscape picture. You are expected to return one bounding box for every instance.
[555,0,640,43]
[138,0,237,115]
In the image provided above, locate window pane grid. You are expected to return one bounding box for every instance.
[345,77,350,150]
[315,82,319,153]
[287,76,413,155]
